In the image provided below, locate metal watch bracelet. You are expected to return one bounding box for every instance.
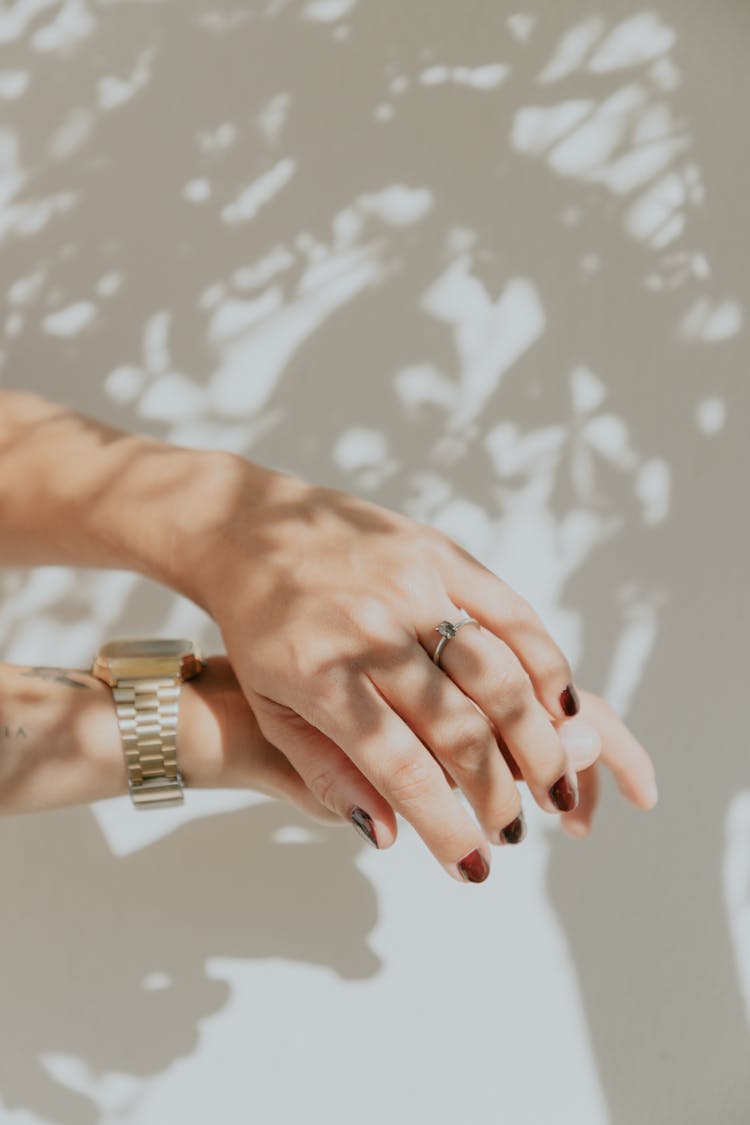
[112,677,185,809]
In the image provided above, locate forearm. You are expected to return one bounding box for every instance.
[0,658,243,814]
[0,390,268,606]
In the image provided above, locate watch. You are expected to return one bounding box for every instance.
[92,638,203,810]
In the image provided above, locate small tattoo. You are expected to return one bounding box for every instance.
[20,666,92,690]
[1,726,27,739]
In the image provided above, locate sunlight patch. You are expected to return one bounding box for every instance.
[635,458,671,525]
[0,69,29,98]
[696,397,726,435]
[42,300,96,336]
[105,365,145,404]
[303,0,358,22]
[587,13,676,74]
[420,63,508,90]
[679,297,743,343]
[570,366,607,414]
[31,0,94,53]
[538,17,605,84]
[357,184,433,226]
[222,158,296,224]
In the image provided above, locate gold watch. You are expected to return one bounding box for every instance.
[92,639,203,810]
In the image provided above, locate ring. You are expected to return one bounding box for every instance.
[433,608,480,667]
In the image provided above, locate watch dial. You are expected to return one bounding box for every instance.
[99,639,196,659]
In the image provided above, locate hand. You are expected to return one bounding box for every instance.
[430,698,656,838]
[0,394,656,854]
[185,460,656,882]
[180,656,346,825]
[195,667,656,841]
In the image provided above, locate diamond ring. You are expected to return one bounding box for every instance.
[433,608,480,667]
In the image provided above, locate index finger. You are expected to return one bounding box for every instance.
[311,670,494,884]
[436,538,581,722]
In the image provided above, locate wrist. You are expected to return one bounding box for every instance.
[0,665,126,813]
[165,453,304,615]
[86,443,246,607]
[126,448,283,612]
[178,656,263,790]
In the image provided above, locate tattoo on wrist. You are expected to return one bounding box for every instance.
[1,725,28,739]
[20,666,92,690]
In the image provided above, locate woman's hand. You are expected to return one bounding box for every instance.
[183,459,657,883]
[0,392,657,874]
[182,656,347,825]
[196,668,657,842]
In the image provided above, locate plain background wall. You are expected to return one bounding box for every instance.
[1,2,748,1122]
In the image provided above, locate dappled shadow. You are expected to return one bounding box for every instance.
[1,1,748,1122]
[0,800,379,1123]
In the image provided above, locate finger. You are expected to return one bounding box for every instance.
[495,719,601,777]
[560,763,601,838]
[309,670,494,882]
[437,540,580,721]
[579,689,658,809]
[417,606,578,816]
[557,717,602,772]
[251,694,399,849]
[252,745,348,826]
[371,646,527,846]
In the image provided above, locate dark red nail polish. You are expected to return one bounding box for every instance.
[457,848,490,882]
[351,807,379,848]
[500,813,526,845]
[550,773,579,812]
[560,683,580,716]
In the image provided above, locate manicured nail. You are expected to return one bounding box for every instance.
[549,771,579,812]
[559,719,601,770]
[500,813,526,845]
[351,807,379,848]
[560,683,580,717]
[457,848,490,882]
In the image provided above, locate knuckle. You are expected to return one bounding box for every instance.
[494,790,523,826]
[534,649,570,685]
[350,595,395,643]
[434,823,479,859]
[307,765,340,813]
[385,753,436,806]
[531,745,568,789]
[507,593,541,629]
[445,715,493,774]
[495,667,534,722]
[426,530,455,565]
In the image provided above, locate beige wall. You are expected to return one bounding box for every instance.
[1,2,748,1122]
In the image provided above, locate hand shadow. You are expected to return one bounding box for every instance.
[0,800,380,1125]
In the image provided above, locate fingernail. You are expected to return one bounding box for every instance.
[559,719,601,770]
[351,807,379,848]
[457,848,490,882]
[549,771,579,812]
[500,813,526,846]
[560,683,580,717]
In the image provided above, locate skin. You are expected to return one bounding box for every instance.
[0,657,332,819]
[0,658,646,845]
[0,390,657,879]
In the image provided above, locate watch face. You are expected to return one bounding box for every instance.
[99,639,195,660]
[93,639,202,685]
